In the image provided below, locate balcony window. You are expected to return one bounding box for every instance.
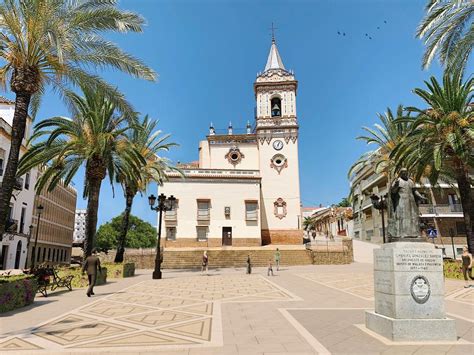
[165,200,178,220]
[24,172,30,190]
[197,226,208,241]
[456,222,466,235]
[166,227,176,240]
[197,200,210,220]
[245,201,258,221]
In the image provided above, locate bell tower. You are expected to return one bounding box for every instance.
[255,37,302,245]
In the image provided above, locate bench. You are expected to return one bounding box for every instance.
[50,268,73,292]
[33,267,73,297]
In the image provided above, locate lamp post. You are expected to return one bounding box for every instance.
[31,204,44,269]
[148,193,176,279]
[370,194,387,244]
[25,224,33,268]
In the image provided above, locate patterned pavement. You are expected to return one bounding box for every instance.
[0,274,300,352]
[298,271,474,304]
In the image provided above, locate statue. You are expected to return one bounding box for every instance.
[388,168,428,240]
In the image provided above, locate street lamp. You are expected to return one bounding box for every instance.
[31,204,44,269]
[25,224,33,268]
[370,194,387,244]
[148,193,176,279]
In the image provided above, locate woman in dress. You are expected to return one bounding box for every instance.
[461,246,473,288]
[201,250,209,275]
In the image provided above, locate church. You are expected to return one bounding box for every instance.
[159,38,302,247]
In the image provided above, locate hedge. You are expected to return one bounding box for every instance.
[57,267,107,288]
[0,275,38,313]
[103,262,135,278]
[443,259,464,280]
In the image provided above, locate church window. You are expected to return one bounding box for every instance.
[196,226,208,241]
[166,227,176,240]
[245,201,258,221]
[225,146,245,166]
[270,154,288,174]
[197,200,210,220]
[271,97,281,117]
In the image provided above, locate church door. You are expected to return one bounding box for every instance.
[222,227,232,246]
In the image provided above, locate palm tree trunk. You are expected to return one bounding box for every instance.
[84,177,103,258]
[0,92,31,240]
[114,187,135,263]
[456,169,474,253]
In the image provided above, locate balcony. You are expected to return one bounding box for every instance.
[6,218,18,232]
[13,177,23,190]
[419,204,463,216]
[197,210,210,225]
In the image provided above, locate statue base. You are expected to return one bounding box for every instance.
[365,242,456,341]
[389,236,425,243]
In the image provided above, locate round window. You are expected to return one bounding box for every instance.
[231,153,239,161]
[275,158,282,165]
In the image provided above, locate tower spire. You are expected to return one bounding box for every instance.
[264,38,286,71]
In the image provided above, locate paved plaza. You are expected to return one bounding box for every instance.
[0,243,473,354]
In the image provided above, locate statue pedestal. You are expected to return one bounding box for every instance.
[365,242,456,341]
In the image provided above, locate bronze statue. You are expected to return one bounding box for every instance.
[388,168,428,240]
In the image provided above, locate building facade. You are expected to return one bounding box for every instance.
[29,179,77,267]
[350,161,469,258]
[73,209,87,245]
[159,38,303,247]
[0,97,37,270]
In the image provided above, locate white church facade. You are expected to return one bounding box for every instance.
[159,39,303,247]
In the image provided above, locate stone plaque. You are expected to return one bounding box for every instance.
[410,275,430,304]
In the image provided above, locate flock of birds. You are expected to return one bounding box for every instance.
[337,20,388,40]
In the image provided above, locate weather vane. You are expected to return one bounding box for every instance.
[270,22,278,42]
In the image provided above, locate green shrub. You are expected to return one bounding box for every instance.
[443,260,464,280]
[103,262,135,278]
[0,275,38,313]
[57,267,107,288]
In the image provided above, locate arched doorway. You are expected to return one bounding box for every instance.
[14,240,22,269]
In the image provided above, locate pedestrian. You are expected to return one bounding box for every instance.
[274,248,281,271]
[201,250,209,275]
[267,258,274,276]
[82,248,102,297]
[461,246,474,288]
[246,255,252,274]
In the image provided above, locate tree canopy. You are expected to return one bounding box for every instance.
[96,214,156,251]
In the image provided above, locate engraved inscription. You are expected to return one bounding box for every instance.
[393,250,442,271]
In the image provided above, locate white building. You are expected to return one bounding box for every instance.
[73,209,87,244]
[0,97,37,270]
[159,38,303,247]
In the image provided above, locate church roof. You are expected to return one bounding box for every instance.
[264,39,286,71]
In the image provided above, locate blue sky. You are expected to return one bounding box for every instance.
[9,0,453,226]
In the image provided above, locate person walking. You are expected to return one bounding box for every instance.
[267,258,274,276]
[461,246,473,288]
[201,251,209,275]
[82,248,102,297]
[274,248,281,271]
[246,255,252,274]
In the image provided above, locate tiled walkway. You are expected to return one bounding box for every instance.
[0,264,473,354]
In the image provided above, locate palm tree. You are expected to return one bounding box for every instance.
[391,72,474,252]
[0,0,156,240]
[348,105,412,181]
[348,106,413,239]
[114,116,178,263]
[417,0,474,72]
[18,87,144,257]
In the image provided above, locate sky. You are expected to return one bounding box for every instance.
[6,0,457,227]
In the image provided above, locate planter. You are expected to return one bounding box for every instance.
[57,267,107,288]
[103,262,135,278]
[443,259,464,280]
[0,275,38,313]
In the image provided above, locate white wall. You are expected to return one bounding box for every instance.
[258,138,301,230]
[206,143,259,170]
[159,179,261,241]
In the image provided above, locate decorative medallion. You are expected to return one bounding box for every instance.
[270,154,288,174]
[225,146,245,166]
[273,198,287,219]
[410,275,431,304]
